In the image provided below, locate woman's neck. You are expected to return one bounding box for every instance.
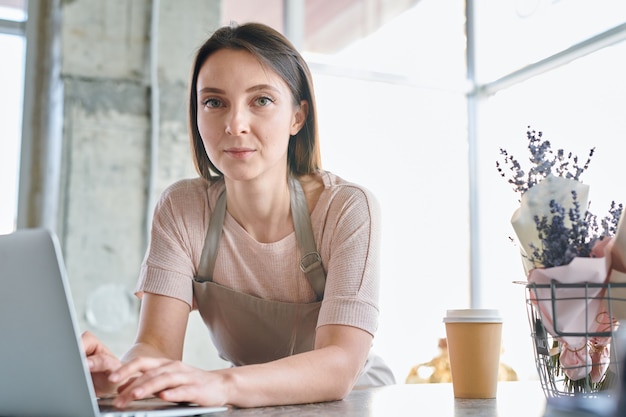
[224,176,293,243]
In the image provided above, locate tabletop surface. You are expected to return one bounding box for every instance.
[216,381,549,417]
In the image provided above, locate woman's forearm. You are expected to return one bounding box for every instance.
[217,345,361,407]
[217,325,372,407]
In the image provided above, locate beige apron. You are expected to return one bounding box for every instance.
[192,177,395,385]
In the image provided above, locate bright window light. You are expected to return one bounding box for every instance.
[0,33,25,234]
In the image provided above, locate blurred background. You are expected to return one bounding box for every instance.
[2,0,626,384]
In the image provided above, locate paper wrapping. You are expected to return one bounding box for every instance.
[511,174,590,273]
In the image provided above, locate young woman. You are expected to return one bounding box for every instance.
[83,22,394,409]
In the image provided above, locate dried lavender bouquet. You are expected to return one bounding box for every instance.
[497,127,623,394]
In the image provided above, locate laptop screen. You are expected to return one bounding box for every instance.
[0,229,226,417]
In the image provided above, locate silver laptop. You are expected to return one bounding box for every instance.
[0,228,227,417]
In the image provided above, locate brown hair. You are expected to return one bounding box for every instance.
[188,22,321,182]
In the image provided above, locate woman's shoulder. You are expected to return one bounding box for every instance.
[156,177,224,210]
[309,170,379,214]
[319,170,377,202]
[160,177,224,197]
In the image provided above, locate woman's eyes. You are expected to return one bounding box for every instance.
[254,95,275,107]
[202,98,223,108]
[201,95,275,109]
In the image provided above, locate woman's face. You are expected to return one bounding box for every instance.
[196,48,308,183]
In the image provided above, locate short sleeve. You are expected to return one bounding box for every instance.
[315,178,381,336]
[135,178,212,308]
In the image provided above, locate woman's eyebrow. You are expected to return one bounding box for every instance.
[198,84,282,95]
[197,87,225,94]
[246,84,281,94]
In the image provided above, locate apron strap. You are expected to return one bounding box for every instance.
[197,178,326,300]
[288,177,325,300]
[197,189,227,283]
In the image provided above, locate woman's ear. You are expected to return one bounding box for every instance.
[290,100,309,135]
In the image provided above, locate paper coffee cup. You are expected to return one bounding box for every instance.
[443,309,503,399]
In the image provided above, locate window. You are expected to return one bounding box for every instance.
[303,0,626,381]
[476,37,626,380]
[0,0,26,234]
[474,1,626,379]
[309,0,468,381]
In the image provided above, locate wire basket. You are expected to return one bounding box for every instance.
[525,280,626,398]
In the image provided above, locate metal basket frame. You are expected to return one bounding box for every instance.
[525,280,626,398]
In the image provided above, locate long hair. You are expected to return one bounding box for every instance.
[188,22,321,182]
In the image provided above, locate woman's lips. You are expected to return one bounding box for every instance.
[224,148,255,159]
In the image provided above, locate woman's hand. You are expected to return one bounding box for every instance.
[109,357,229,408]
[81,331,124,398]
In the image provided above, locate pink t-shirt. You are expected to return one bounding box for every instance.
[136,170,381,336]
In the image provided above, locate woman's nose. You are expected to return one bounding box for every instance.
[225,106,250,136]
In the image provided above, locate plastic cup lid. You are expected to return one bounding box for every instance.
[443,309,502,323]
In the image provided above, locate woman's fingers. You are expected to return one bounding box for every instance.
[87,351,122,373]
[112,360,192,408]
[82,330,121,372]
[109,356,168,384]
[81,331,99,353]
[81,332,221,406]
[81,331,124,397]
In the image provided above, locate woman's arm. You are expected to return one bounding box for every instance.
[221,324,373,407]
[122,292,190,362]
[82,293,189,398]
[109,321,372,408]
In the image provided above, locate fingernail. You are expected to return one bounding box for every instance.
[109,373,119,383]
[86,359,93,368]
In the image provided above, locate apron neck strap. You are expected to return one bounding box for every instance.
[197,177,326,300]
[288,176,325,300]
[197,188,227,284]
